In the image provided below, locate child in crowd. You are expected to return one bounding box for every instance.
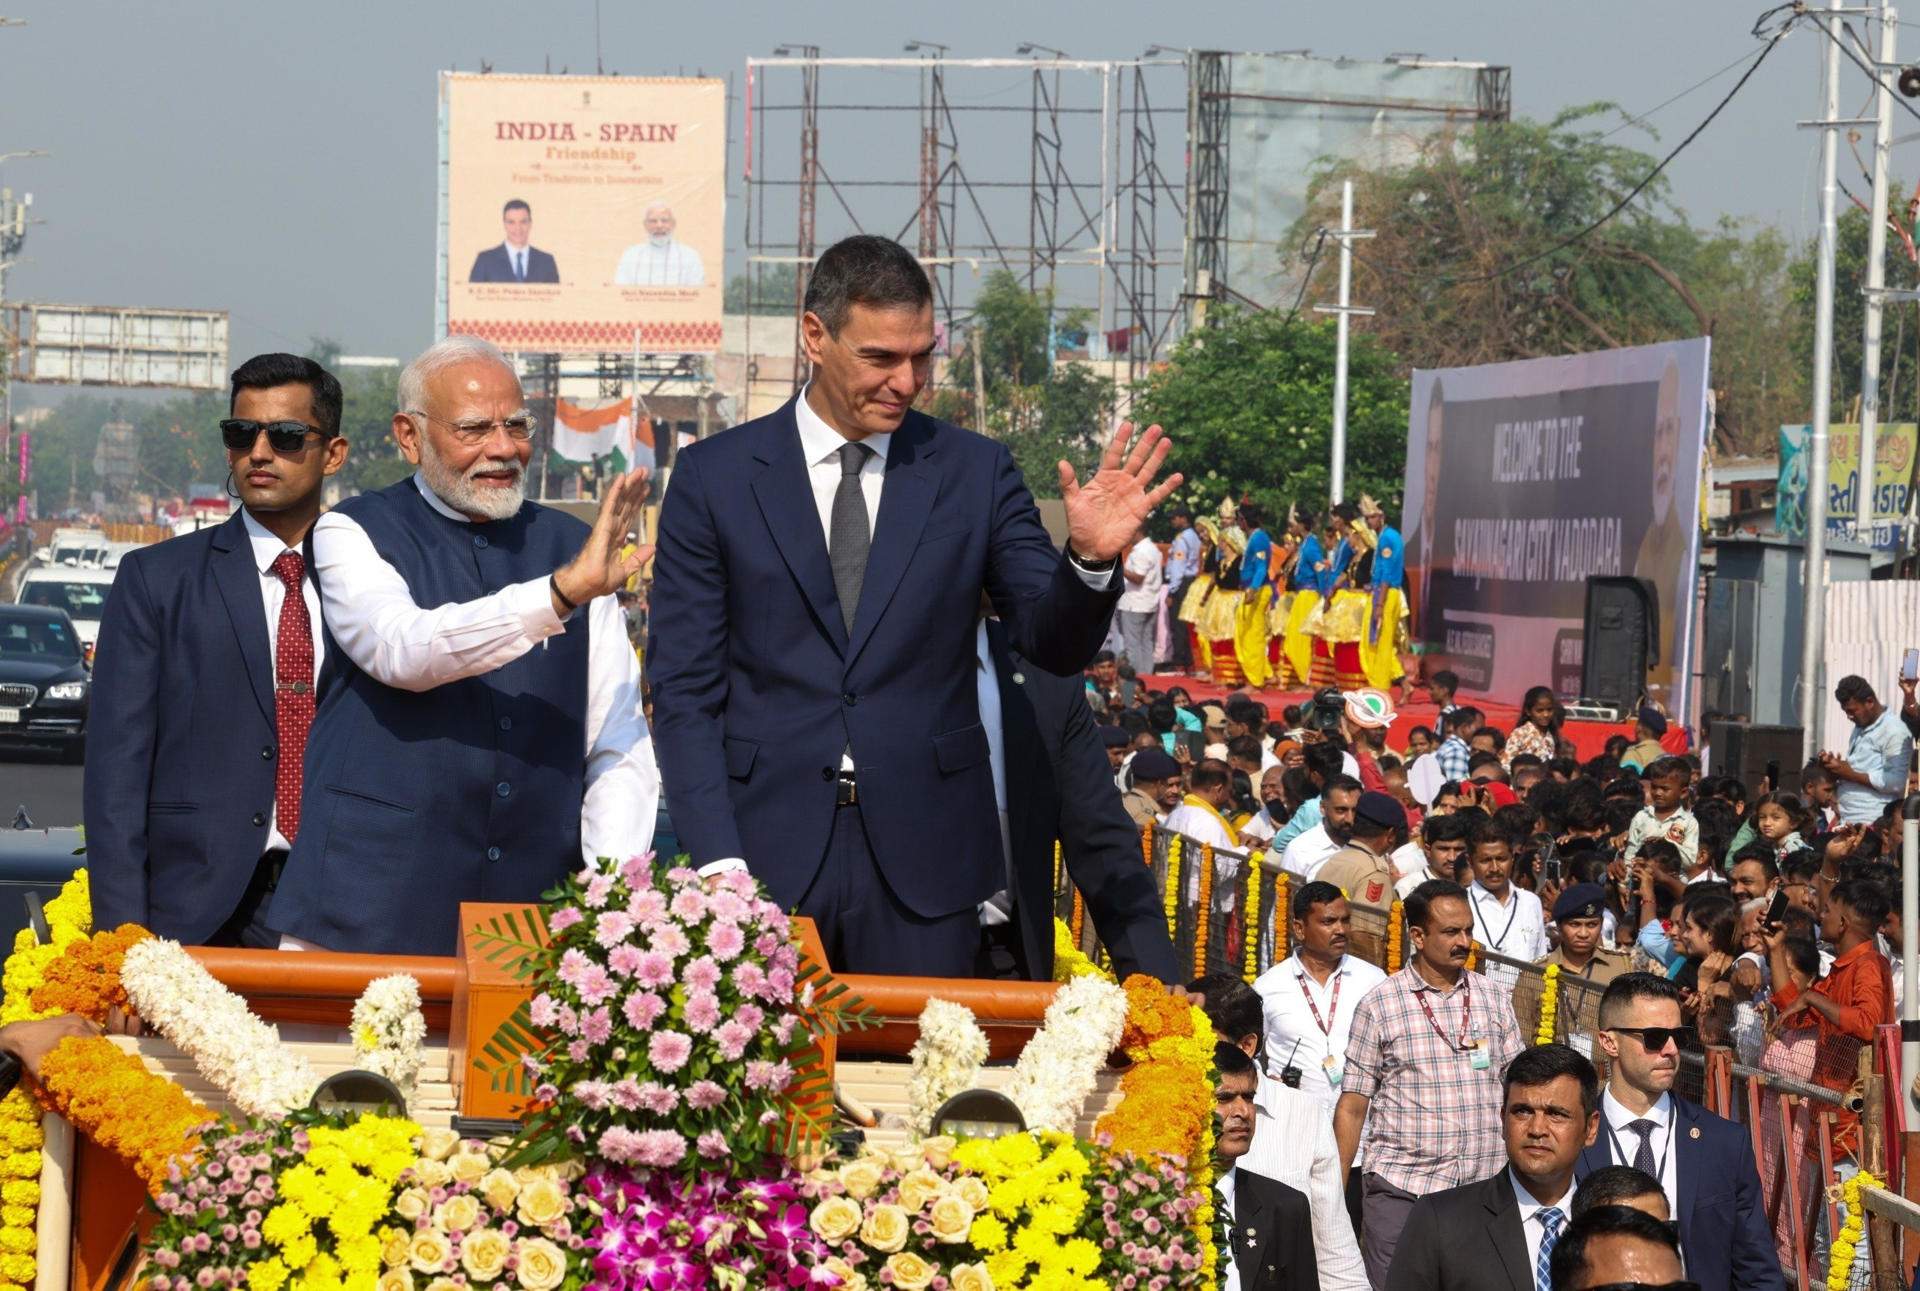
[1749,792,1811,862]
[1624,757,1700,871]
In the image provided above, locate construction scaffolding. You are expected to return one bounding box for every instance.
[741,52,1189,416]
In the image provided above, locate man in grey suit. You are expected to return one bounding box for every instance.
[1386,1045,1600,1291]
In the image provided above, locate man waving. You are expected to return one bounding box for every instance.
[649,234,1181,976]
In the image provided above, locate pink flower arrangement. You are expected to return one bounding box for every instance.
[522,854,814,1177]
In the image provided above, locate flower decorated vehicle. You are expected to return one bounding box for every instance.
[14,856,1223,1291]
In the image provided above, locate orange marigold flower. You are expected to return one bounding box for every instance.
[34,1035,212,1194]
[28,926,152,1023]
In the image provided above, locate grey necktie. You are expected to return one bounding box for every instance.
[515,250,526,281]
[829,442,874,632]
[1628,1118,1658,1176]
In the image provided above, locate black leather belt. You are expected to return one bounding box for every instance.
[258,848,289,894]
[835,772,859,807]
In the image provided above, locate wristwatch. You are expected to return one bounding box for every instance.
[1066,544,1117,572]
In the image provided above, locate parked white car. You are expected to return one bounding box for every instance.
[14,566,116,657]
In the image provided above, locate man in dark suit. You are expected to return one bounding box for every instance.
[1577,973,1785,1291]
[88,354,349,945]
[1387,1043,1601,1291]
[469,199,560,283]
[649,234,1181,976]
[977,612,1179,983]
[1216,1041,1319,1291]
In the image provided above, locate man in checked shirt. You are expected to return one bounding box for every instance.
[1335,877,1524,1289]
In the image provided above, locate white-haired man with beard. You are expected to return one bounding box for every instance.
[263,335,660,955]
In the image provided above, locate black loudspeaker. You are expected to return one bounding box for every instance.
[1581,577,1661,711]
[1710,721,1804,795]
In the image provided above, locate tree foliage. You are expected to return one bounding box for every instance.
[724,263,801,316]
[1789,193,1920,424]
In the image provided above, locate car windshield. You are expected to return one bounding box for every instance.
[0,614,81,661]
[19,581,109,620]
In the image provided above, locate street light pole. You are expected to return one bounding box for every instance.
[1313,179,1373,505]
[1857,2,1898,546]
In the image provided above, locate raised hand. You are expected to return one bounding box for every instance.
[554,467,654,611]
[1058,421,1185,564]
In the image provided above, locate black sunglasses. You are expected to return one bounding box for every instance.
[1609,1025,1694,1051]
[220,419,326,453]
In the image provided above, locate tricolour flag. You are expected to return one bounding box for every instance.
[552,396,653,471]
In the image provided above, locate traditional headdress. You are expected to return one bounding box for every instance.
[1358,493,1384,520]
[1217,496,1238,523]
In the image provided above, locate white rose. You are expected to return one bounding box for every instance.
[393,1188,430,1222]
[435,1193,481,1233]
[460,1228,511,1282]
[417,1127,460,1161]
[479,1168,520,1214]
[859,1203,910,1254]
[449,1150,492,1185]
[514,1238,569,1291]
[808,1196,862,1244]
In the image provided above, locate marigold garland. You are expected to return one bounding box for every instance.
[1164,837,1183,942]
[35,1035,214,1194]
[1052,919,1113,983]
[1386,900,1405,973]
[27,924,150,1021]
[1273,871,1291,961]
[1141,824,1154,870]
[1826,1168,1885,1290]
[1534,963,1561,1045]
[1070,884,1086,946]
[1194,844,1215,976]
[1465,941,1479,973]
[2,869,92,1027]
[1244,857,1263,980]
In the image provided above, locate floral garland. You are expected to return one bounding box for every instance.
[1386,900,1405,973]
[1164,837,1183,942]
[1070,885,1086,945]
[119,937,319,1119]
[1827,1168,1885,1290]
[1052,918,1112,983]
[1464,941,1478,973]
[906,998,990,1136]
[1273,872,1291,962]
[349,973,428,1107]
[1534,963,1561,1045]
[1243,856,1263,980]
[1194,844,1215,976]
[1004,973,1128,1135]
[26,923,149,1020]
[1,869,92,1026]
[34,1035,214,1193]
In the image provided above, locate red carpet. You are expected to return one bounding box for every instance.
[1136,673,1635,762]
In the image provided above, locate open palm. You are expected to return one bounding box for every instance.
[1059,421,1184,563]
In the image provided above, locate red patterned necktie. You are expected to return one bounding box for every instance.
[270,551,314,843]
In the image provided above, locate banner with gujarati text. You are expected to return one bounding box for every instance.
[1775,422,1916,551]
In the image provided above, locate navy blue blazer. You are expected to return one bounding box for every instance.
[86,513,328,942]
[988,621,1178,984]
[648,398,1121,920]
[1576,1094,1785,1291]
[468,244,559,284]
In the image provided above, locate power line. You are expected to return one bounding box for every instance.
[1599,45,1778,142]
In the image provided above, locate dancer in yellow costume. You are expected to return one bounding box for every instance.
[1197,498,1247,687]
[1310,503,1375,690]
[1175,517,1219,676]
[1277,505,1325,687]
[1357,494,1413,701]
[1232,500,1278,688]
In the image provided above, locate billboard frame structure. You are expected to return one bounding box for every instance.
[5,302,229,391]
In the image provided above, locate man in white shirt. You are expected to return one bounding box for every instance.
[1464,818,1549,992]
[1253,879,1387,1105]
[612,203,707,286]
[1240,766,1288,848]
[1280,775,1361,882]
[1115,523,1162,675]
[1163,758,1241,852]
[264,336,660,955]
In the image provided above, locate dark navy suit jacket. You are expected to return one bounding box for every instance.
[468,244,559,283]
[987,620,1178,984]
[1576,1094,1785,1291]
[648,398,1121,921]
[86,513,326,942]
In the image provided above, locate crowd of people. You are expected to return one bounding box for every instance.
[1107,656,1918,1289]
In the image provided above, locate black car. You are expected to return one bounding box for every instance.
[0,604,89,761]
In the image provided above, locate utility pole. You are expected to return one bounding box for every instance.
[1799,0,1853,760]
[1313,179,1373,505]
[1858,2,1899,547]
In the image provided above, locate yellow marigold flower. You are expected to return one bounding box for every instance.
[969,1213,1009,1252]
[247,1258,290,1291]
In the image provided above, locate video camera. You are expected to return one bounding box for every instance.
[1298,687,1345,737]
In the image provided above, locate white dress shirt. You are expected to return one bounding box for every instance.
[1597,1087,1678,1218]
[1241,1072,1372,1291]
[1240,809,1280,847]
[1163,801,1237,851]
[1118,535,1163,613]
[613,239,707,286]
[1468,880,1549,991]
[308,474,660,869]
[1510,1168,1576,1280]
[974,619,1014,926]
[239,509,325,854]
[501,242,530,281]
[1281,822,1340,882]
[1216,1165,1243,1291]
[1252,952,1388,1106]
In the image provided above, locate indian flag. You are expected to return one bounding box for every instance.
[552,396,654,470]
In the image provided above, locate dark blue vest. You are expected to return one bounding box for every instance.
[267,479,591,954]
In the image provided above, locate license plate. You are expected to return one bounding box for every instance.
[0,708,17,724]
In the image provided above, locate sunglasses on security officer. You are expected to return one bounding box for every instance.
[1609,1025,1694,1051]
[220,419,327,453]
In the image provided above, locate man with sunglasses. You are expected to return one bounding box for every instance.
[89,353,349,945]
[1577,974,1782,1291]
[260,334,659,955]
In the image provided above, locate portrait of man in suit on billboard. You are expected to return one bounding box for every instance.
[1632,357,1689,684]
[469,199,560,284]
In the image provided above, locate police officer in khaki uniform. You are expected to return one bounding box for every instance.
[1512,882,1630,1046]
[1122,748,1184,830]
[1317,789,1403,965]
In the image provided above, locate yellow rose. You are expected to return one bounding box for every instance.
[479,1168,520,1213]
[378,1272,415,1291]
[413,1159,453,1189]
[423,1281,461,1291]
[949,1264,995,1291]
[896,1167,946,1213]
[836,1157,886,1202]
[460,1228,511,1282]
[917,1135,956,1169]
[449,1151,491,1186]
[408,1231,453,1275]
[514,1238,568,1291]
[392,1189,430,1223]
[435,1194,481,1234]
[885,1252,937,1291]
[382,1230,413,1267]
[516,1177,570,1229]
[823,1258,867,1291]
[859,1204,910,1254]
[927,1194,974,1244]
[888,1146,925,1174]
[808,1196,862,1244]
[951,1176,990,1212]
[416,1128,460,1161]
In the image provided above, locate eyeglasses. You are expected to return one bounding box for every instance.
[1609,1025,1694,1051]
[409,409,537,443]
[219,419,327,453]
